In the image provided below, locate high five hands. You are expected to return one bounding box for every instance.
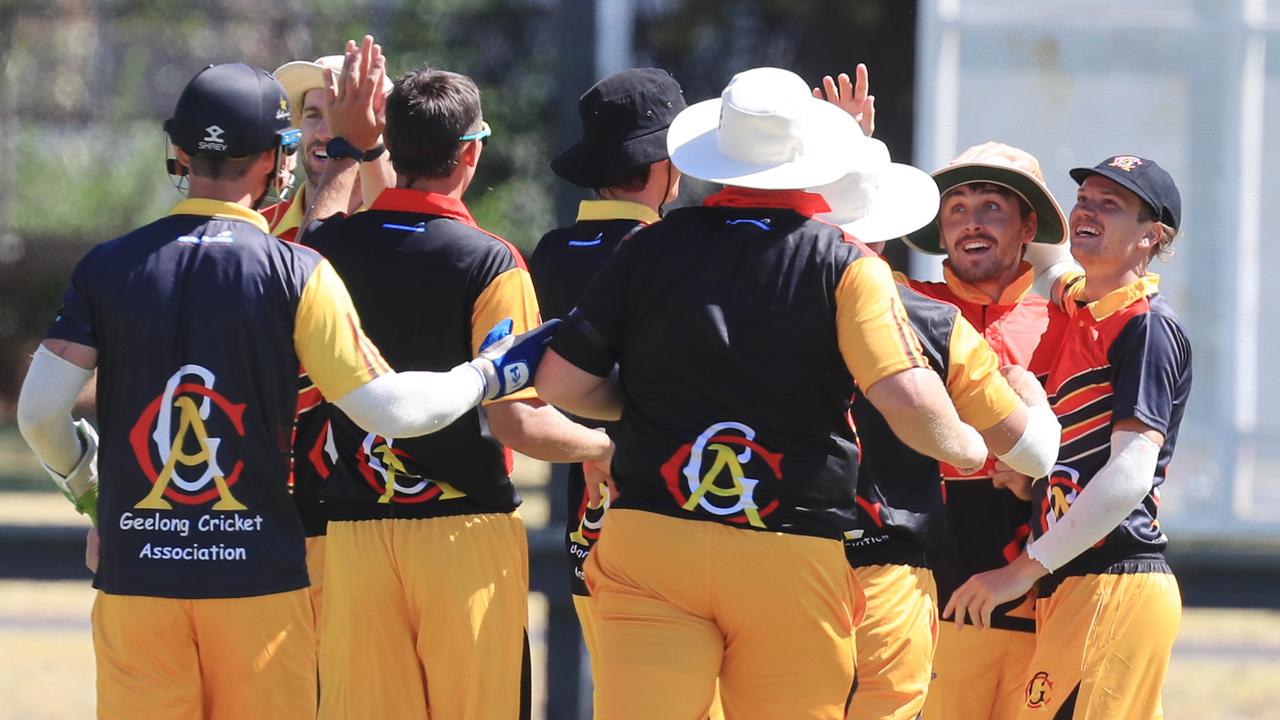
[813,63,875,137]
[324,35,387,153]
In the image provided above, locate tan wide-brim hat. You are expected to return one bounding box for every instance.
[273,55,393,128]
[811,139,941,244]
[667,67,878,190]
[903,141,1068,255]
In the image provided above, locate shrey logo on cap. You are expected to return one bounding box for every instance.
[1107,156,1143,172]
[199,125,227,152]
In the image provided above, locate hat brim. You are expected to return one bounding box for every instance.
[667,97,868,190]
[815,163,941,244]
[903,163,1068,255]
[551,127,671,189]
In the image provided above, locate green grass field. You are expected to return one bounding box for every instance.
[0,579,1274,720]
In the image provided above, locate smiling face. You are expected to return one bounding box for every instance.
[298,88,332,186]
[1069,175,1157,274]
[938,182,1037,290]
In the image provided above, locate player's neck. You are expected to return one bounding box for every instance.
[187,177,265,208]
[1079,263,1147,302]
[401,173,468,200]
[597,187,661,214]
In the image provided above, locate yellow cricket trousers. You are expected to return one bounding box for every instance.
[318,513,530,720]
[585,509,862,720]
[1016,572,1181,719]
[847,564,938,720]
[92,588,315,720]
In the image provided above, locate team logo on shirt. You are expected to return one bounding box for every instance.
[356,433,465,503]
[660,422,783,528]
[129,365,247,509]
[1025,671,1053,708]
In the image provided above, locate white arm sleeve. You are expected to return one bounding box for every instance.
[1023,242,1079,299]
[995,403,1061,479]
[330,365,486,439]
[1026,430,1160,572]
[16,345,92,475]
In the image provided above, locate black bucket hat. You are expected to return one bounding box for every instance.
[552,68,686,189]
[1069,155,1182,231]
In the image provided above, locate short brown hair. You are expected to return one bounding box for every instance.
[596,163,652,193]
[1137,203,1178,260]
[185,153,262,181]
[385,68,482,180]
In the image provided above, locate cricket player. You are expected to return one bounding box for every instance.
[812,140,1062,720]
[945,155,1189,720]
[265,52,393,625]
[536,66,994,720]
[15,61,547,720]
[893,142,1070,720]
[263,54,393,241]
[295,38,612,720]
[530,66,689,717]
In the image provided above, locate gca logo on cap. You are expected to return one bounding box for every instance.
[199,125,228,152]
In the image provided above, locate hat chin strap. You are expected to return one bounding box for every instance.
[657,161,675,219]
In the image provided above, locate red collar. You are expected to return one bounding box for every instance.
[703,187,832,217]
[370,188,477,227]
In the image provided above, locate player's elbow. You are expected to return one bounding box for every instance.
[995,403,1061,479]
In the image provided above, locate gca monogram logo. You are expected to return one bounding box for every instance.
[129,365,247,510]
[1039,465,1082,534]
[1024,671,1053,708]
[356,433,463,504]
[661,421,784,528]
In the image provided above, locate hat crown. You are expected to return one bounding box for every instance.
[818,140,892,220]
[168,63,290,156]
[1072,154,1182,230]
[950,141,1047,184]
[716,68,816,166]
[578,68,684,143]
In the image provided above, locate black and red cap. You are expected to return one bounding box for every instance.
[165,63,297,157]
[1070,155,1181,231]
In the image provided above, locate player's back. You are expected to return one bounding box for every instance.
[52,201,325,599]
[302,191,532,515]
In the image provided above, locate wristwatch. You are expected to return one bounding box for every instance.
[325,137,386,162]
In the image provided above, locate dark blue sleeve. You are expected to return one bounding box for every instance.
[1107,309,1191,436]
[46,251,98,348]
[299,212,346,254]
[548,233,640,378]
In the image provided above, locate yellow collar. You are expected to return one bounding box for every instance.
[576,199,660,225]
[273,187,306,235]
[1076,274,1161,321]
[942,260,1035,306]
[169,198,270,234]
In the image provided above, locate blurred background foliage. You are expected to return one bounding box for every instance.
[0,0,916,413]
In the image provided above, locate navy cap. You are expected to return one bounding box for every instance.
[1070,155,1181,231]
[166,63,294,157]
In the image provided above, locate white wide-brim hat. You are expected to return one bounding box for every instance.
[274,55,393,127]
[811,139,941,243]
[667,67,876,190]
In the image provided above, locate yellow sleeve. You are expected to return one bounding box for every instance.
[944,316,1021,431]
[835,256,928,388]
[471,266,542,405]
[294,259,392,400]
[1056,270,1087,310]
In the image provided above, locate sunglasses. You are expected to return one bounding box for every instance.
[458,121,492,143]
